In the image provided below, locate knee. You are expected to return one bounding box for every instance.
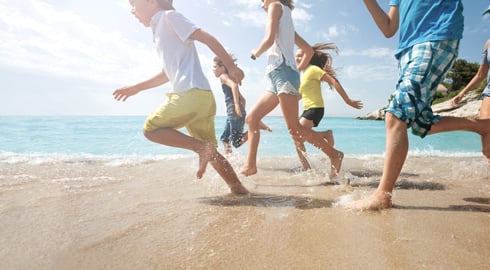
[143,129,153,141]
[245,114,258,127]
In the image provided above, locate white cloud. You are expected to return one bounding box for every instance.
[0,0,158,86]
[343,47,395,58]
[321,24,358,40]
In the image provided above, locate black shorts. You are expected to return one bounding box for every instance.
[300,108,324,127]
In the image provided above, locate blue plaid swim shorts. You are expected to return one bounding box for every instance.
[386,40,459,138]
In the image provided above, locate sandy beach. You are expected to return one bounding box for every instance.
[1,154,489,270]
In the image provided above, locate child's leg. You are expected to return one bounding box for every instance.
[428,116,490,162]
[143,128,215,179]
[209,153,248,194]
[321,130,334,146]
[278,94,343,178]
[354,112,408,210]
[241,92,279,176]
[296,117,314,170]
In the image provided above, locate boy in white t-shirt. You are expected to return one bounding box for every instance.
[113,0,248,194]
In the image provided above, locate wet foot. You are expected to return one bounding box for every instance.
[197,143,216,179]
[240,165,257,176]
[351,191,393,210]
[230,184,249,195]
[259,121,272,132]
[329,151,344,179]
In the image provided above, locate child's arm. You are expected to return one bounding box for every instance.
[190,29,244,85]
[251,2,281,59]
[294,32,313,71]
[322,74,363,109]
[451,40,490,106]
[113,71,168,102]
[220,73,244,117]
[363,0,399,38]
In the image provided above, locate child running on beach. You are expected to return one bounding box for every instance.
[451,38,490,120]
[113,0,248,194]
[212,55,272,154]
[354,0,490,210]
[242,0,344,179]
[294,43,363,171]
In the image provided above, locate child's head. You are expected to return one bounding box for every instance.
[213,55,237,77]
[128,0,174,27]
[296,43,338,80]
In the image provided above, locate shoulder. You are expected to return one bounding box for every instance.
[304,65,325,76]
[268,2,283,17]
[484,39,490,50]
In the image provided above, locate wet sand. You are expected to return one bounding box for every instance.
[1,155,489,269]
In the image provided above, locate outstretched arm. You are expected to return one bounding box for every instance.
[113,71,168,101]
[294,32,313,71]
[191,29,244,85]
[452,40,490,106]
[322,73,363,109]
[363,0,399,38]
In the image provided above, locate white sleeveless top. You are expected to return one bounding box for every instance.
[265,3,298,74]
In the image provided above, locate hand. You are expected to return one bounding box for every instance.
[251,49,260,60]
[235,104,243,117]
[228,66,245,86]
[451,95,462,107]
[349,99,364,109]
[112,86,139,102]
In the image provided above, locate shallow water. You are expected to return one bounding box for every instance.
[1,154,489,269]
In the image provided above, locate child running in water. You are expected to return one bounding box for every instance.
[113,0,248,194]
[242,0,344,179]
[295,43,363,171]
[212,55,272,154]
[355,0,490,210]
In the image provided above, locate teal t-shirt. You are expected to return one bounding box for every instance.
[389,0,464,59]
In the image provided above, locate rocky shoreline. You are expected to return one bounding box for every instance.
[357,91,482,120]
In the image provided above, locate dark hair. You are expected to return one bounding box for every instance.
[213,54,237,74]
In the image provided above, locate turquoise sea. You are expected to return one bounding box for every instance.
[0,115,483,159]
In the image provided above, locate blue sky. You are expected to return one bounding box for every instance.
[1,0,489,117]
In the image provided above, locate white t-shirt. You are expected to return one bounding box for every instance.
[151,10,211,93]
[266,3,298,74]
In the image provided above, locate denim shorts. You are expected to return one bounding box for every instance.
[481,87,490,99]
[220,114,246,148]
[386,40,459,138]
[266,61,300,96]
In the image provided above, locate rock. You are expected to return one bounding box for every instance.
[358,91,481,120]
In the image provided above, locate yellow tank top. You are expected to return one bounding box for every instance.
[299,65,326,110]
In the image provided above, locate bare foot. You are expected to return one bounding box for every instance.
[230,184,249,195]
[197,143,216,179]
[240,165,257,176]
[223,142,232,155]
[329,151,344,179]
[351,191,393,210]
[259,121,272,132]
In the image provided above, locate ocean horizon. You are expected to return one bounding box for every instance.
[0,115,483,162]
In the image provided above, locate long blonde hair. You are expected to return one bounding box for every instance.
[310,43,339,78]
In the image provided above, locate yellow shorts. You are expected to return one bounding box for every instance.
[144,89,217,145]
